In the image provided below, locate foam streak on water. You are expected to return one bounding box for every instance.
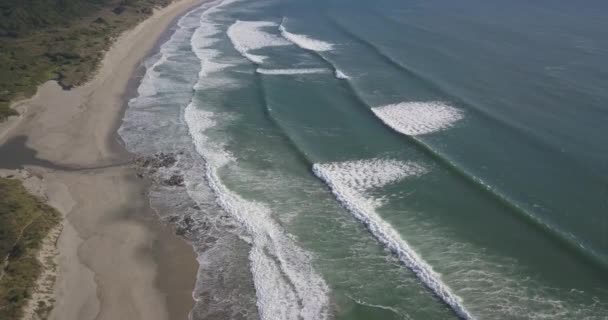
[313,159,476,320]
[185,2,330,320]
[257,68,329,75]
[372,102,464,136]
[279,18,334,52]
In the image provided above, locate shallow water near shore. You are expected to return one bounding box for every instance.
[120,0,608,319]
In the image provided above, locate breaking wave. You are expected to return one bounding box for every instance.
[227,20,290,64]
[185,3,331,320]
[372,101,464,136]
[313,158,476,320]
[279,18,334,52]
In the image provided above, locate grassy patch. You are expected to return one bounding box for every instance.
[0,0,173,120]
[0,177,61,319]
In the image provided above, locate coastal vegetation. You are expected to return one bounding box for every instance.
[0,0,173,120]
[0,177,61,319]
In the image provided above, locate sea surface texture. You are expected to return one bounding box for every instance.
[119,0,608,319]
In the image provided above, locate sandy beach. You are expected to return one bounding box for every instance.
[0,0,205,319]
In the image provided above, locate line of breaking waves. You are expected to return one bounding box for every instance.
[276,20,477,320]
[227,18,476,318]
[283,14,608,270]
[225,14,605,317]
[226,17,351,80]
[325,13,608,188]
[276,17,608,315]
[227,20,290,64]
[184,2,330,320]
[313,159,476,320]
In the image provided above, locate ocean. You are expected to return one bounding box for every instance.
[118,0,608,319]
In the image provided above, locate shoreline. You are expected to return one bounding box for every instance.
[0,1,206,319]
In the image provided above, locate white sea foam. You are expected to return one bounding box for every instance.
[191,26,237,89]
[121,2,212,145]
[335,69,349,79]
[184,5,330,318]
[318,159,426,192]
[313,159,475,320]
[185,105,330,320]
[189,6,244,91]
[227,20,290,64]
[133,4,206,98]
[257,68,328,75]
[279,19,334,52]
[372,101,464,136]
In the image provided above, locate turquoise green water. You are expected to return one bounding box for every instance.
[120,0,608,319]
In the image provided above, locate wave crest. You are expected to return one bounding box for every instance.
[279,19,334,52]
[227,20,290,64]
[372,101,463,136]
[313,158,475,320]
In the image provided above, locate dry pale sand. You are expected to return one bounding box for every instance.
[0,0,206,319]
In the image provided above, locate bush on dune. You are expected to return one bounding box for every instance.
[0,178,61,319]
[0,0,173,120]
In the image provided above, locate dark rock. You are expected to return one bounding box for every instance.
[204,236,217,245]
[182,216,194,229]
[152,153,177,168]
[134,152,177,170]
[163,174,184,187]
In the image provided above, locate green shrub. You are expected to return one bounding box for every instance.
[0,0,173,120]
[0,178,61,319]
